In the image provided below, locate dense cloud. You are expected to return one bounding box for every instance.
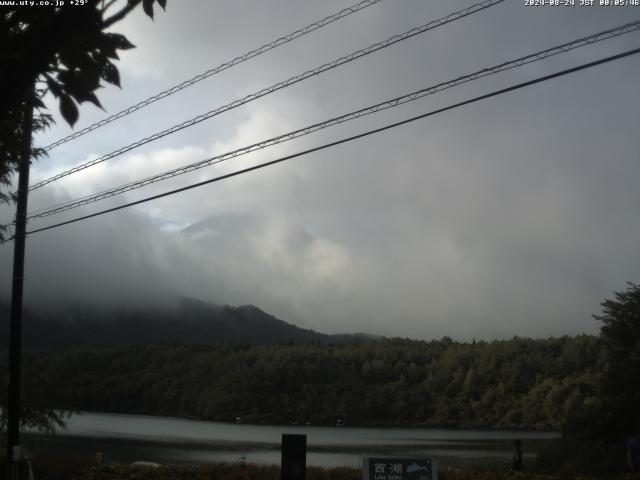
[1,1,639,339]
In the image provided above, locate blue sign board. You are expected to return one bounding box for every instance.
[363,457,437,480]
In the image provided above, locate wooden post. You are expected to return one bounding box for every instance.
[281,434,306,480]
[6,86,34,480]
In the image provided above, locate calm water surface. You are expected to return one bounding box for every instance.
[24,412,560,468]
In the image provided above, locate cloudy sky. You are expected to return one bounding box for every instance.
[1,0,639,339]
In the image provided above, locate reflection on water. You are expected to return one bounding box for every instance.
[24,412,560,468]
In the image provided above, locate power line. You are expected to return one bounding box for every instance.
[41,0,384,152]
[25,19,640,220]
[12,46,638,241]
[25,0,505,193]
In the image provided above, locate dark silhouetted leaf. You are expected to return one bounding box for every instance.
[75,91,103,110]
[142,0,154,19]
[59,94,78,127]
[45,75,62,98]
[78,64,102,90]
[59,47,93,71]
[86,92,103,109]
[97,34,121,59]
[100,61,120,87]
[105,32,135,51]
[59,66,101,98]
[157,0,167,10]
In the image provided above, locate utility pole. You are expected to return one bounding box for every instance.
[6,87,34,480]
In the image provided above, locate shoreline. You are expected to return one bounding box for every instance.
[63,410,563,433]
[22,432,540,471]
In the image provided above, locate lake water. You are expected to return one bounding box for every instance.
[24,412,560,469]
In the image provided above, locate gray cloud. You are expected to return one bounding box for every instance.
[2,0,639,339]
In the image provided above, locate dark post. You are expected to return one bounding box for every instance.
[281,434,306,480]
[6,89,34,479]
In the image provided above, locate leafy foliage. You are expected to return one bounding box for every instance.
[592,282,640,434]
[0,0,167,208]
[0,354,68,441]
[71,463,358,480]
[29,460,640,480]
[9,335,601,431]
[0,0,167,434]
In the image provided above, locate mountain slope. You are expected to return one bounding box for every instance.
[0,298,344,351]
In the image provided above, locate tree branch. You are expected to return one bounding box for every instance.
[102,1,140,29]
[100,0,120,16]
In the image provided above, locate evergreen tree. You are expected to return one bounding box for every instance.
[593,282,640,433]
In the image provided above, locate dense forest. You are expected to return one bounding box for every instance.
[1,282,638,472]
[0,298,369,350]
[1,283,639,476]
[2,335,602,431]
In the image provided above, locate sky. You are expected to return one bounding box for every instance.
[1,0,639,340]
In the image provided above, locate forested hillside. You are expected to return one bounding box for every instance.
[0,298,346,350]
[6,335,601,431]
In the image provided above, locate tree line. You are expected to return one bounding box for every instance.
[2,334,602,431]
[1,282,637,474]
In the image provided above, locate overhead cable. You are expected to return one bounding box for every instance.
[26,20,640,220]
[10,46,638,240]
[26,0,506,193]
[42,0,385,151]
